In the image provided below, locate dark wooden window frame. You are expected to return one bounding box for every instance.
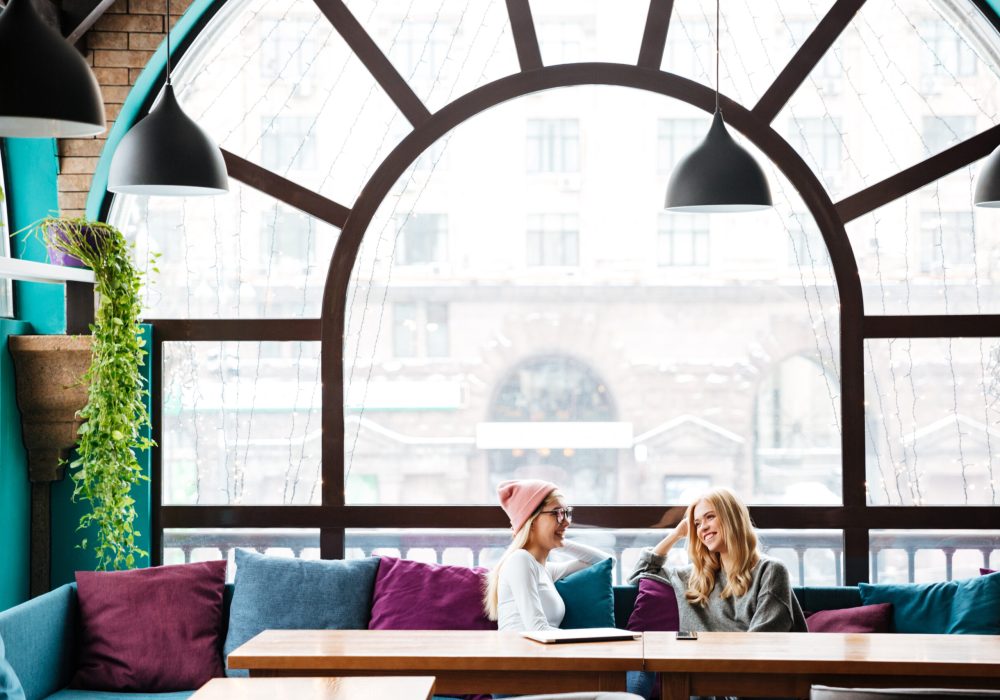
[94,0,1000,585]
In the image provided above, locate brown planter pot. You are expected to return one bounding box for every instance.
[8,334,92,482]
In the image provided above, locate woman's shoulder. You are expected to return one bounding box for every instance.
[754,555,793,585]
[501,549,542,577]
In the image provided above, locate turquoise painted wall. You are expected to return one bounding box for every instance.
[0,138,60,610]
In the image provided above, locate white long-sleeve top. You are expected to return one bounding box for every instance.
[496,540,610,632]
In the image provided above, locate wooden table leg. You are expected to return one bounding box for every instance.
[661,673,690,700]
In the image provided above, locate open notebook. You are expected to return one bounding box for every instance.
[521,628,641,644]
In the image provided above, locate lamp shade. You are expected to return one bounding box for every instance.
[0,0,105,137]
[974,144,1000,208]
[109,84,228,196]
[665,111,772,213]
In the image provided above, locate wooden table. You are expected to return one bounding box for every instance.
[190,676,436,700]
[227,629,642,695]
[644,632,1000,700]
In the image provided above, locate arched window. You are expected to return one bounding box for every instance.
[104,0,1000,583]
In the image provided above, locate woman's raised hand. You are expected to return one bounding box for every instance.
[651,508,690,556]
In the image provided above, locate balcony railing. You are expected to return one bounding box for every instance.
[164,528,1000,585]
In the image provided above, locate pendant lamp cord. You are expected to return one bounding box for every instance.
[715,0,720,113]
[165,0,171,85]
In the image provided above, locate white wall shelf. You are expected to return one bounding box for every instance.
[0,257,95,285]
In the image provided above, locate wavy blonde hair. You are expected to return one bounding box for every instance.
[684,487,760,607]
[483,490,562,621]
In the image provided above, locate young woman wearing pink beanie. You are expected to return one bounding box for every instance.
[482,479,609,631]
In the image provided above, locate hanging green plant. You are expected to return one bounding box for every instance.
[30,216,155,570]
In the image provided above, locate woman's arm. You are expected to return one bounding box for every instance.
[627,516,689,583]
[500,551,556,631]
[546,539,610,581]
[747,560,804,632]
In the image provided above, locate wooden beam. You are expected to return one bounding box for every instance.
[222,150,350,230]
[311,0,431,127]
[151,319,321,342]
[836,124,1000,223]
[753,0,866,124]
[65,0,117,45]
[504,0,543,71]
[637,0,674,69]
[864,315,1000,339]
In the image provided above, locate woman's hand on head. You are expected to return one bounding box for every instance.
[651,509,689,556]
[672,515,689,540]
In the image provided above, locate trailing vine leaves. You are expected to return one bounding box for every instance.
[33,216,155,571]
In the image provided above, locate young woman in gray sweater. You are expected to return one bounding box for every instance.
[627,487,806,698]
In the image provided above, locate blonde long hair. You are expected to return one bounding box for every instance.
[684,487,760,607]
[483,490,561,621]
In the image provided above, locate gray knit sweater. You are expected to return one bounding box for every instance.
[629,548,808,633]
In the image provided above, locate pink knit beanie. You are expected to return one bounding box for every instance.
[497,479,558,533]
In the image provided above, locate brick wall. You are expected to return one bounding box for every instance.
[58,0,192,218]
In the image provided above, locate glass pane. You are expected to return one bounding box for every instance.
[534,0,649,66]
[162,342,321,505]
[111,183,338,319]
[870,530,1000,583]
[0,158,12,317]
[777,0,1000,200]
[163,528,320,581]
[865,338,1000,505]
[170,0,405,206]
[344,0,519,114]
[344,86,843,506]
[847,166,999,316]
[346,528,843,586]
[663,0,836,106]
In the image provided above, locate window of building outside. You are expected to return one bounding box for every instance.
[393,302,449,358]
[922,115,977,156]
[526,214,579,267]
[658,213,709,266]
[919,210,975,273]
[395,213,447,265]
[657,118,703,176]
[110,0,1000,585]
[526,119,580,173]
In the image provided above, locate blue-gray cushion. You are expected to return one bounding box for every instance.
[859,571,1000,634]
[222,550,381,676]
[0,583,77,700]
[0,632,26,700]
[46,691,193,699]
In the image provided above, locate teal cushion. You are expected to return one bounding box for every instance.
[555,558,615,629]
[858,571,1000,634]
[222,550,381,677]
[0,633,26,700]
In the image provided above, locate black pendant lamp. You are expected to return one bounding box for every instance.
[0,0,105,137]
[974,145,1000,208]
[665,0,771,213]
[108,0,227,196]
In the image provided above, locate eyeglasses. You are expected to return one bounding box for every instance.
[540,507,574,524]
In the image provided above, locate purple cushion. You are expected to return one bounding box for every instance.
[626,578,680,632]
[982,568,996,575]
[806,603,893,633]
[368,556,497,630]
[73,560,227,692]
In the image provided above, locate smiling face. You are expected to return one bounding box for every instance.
[528,494,570,551]
[692,498,727,556]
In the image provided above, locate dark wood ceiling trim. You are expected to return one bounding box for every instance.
[160,504,1000,530]
[65,0,117,45]
[865,315,1000,339]
[752,0,866,124]
[835,123,1000,224]
[637,0,674,69]
[505,0,543,71]
[222,150,350,229]
[151,319,321,342]
[311,0,431,127]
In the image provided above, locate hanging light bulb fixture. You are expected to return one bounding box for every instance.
[974,145,1000,208]
[108,0,228,196]
[0,0,105,137]
[665,0,771,213]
